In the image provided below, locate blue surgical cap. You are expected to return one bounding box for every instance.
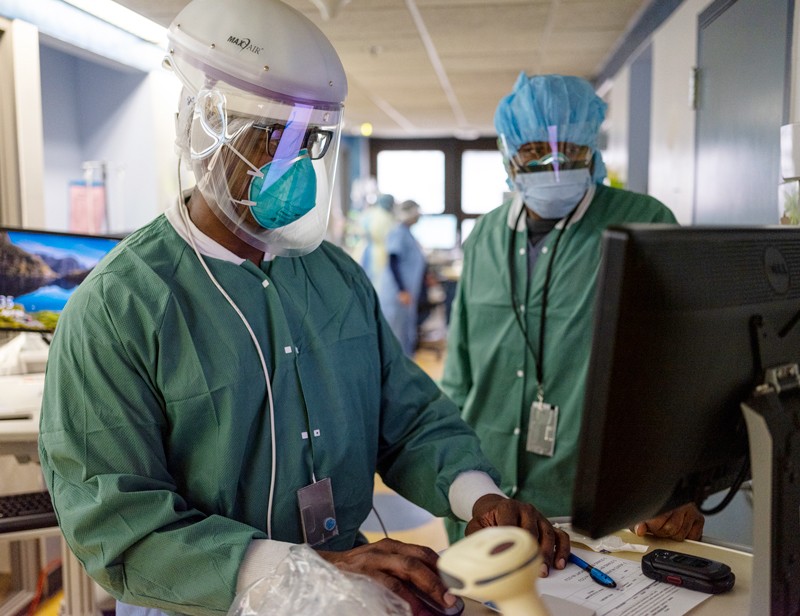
[494,73,608,183]
[376,193,395,211]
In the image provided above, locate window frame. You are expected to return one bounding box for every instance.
[369,136,499,242]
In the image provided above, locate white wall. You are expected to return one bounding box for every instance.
[648,0,712,224]
[601,69,630,188]
[600,0,713,223]
[605,0,796,225]
[40,45,85,230]
[40,44,182,234]
[148,70,185,215]
[0,0,181,234]
[791,2,800,122]
[0,17,45,228]
[781,3,800,223]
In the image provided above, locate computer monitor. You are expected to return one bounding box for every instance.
[0,227,120,333]
[571,225,800,615]
[411,214,459,251]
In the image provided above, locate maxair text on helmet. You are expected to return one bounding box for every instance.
[226,36,263,55]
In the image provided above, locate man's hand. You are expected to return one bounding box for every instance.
[318,538,458,616]
[632,503,704,541]
[466,494,570,576]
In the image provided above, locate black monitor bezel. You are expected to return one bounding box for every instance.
[571,224,800,539]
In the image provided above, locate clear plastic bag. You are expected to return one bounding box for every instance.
[227,544,412,616]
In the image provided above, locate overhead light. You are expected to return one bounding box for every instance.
[309,0,351,20]
[359,122,373,137]
[455,127,480,141]
[60,0,167,45]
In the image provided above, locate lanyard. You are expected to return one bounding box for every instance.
[507,203,578,400]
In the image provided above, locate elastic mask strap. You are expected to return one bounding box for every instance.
[205,146,255,210]
[225,141,310,180]
[225,141,264,179]
[231,195,257,208]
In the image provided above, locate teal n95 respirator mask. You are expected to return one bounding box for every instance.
[247,150,316,229]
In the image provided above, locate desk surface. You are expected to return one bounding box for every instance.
[0,373,45,463]
[463,531,752,615]
[0,372,44,440]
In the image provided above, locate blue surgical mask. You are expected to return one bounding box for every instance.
[248,150,317,229]
[513,168,591,219]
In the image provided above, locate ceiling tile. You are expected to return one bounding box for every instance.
[107,0,652,136]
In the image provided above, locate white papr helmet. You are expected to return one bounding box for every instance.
[165,0,348,256]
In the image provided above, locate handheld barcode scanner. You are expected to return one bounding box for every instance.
[437,526,551,616]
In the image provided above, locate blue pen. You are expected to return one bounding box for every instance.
[568,553,617,589]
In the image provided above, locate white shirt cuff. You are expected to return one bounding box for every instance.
[236,539,295,592]
[448,471,507,522]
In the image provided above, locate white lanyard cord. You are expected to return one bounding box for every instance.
[176,160,278,540]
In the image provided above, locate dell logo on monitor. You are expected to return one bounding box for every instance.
[764,246,790,294]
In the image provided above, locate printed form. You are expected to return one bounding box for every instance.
[537,547,712,615]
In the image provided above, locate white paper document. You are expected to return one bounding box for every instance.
[537,547,712,616]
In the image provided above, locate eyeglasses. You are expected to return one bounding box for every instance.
[510,142,592,174]
[254,123,334,160]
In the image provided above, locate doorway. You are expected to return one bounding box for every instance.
[693,0,793,224]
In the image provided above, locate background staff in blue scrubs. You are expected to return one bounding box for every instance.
[379,199,428,357]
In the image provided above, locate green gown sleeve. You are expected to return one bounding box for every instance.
[38,272,263,616]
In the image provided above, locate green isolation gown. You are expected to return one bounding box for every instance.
[440,184,677,541]
[38,213,498,615]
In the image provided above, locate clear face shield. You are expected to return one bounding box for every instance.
[189,84,343,256]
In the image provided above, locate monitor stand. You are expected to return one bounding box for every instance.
[740,314,800,616]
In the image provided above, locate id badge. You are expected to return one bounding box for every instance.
[526,401,559,457]
[297,477,339,546]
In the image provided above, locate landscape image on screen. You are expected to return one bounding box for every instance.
[0,230,119,332]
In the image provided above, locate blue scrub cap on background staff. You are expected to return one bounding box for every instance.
[494,72,608,184]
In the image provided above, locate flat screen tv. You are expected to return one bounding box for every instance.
[0,227,120,333]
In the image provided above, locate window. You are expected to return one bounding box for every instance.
[460,217,477,243]
[411,214,458,251]
[368,137,500,244]
[461,150,508,214]
[376,150,445,214]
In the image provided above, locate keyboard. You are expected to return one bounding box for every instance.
[0,491,58,533]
